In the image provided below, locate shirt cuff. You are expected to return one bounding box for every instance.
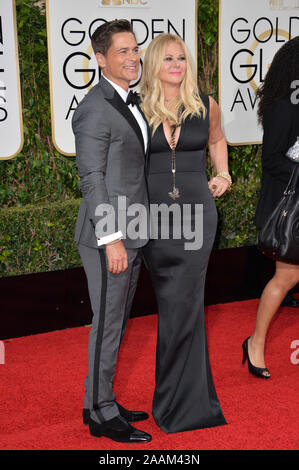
[97,231,123,247]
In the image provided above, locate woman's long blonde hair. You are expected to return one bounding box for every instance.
[139,34,206,134]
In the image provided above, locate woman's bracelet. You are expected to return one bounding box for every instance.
[216,172,232,190]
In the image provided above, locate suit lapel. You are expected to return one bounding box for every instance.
[100,78,145,154]
[136,101,151,160]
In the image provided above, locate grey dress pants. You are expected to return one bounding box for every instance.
[78,243,142,424]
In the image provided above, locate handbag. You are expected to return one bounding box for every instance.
[258,151,299,265]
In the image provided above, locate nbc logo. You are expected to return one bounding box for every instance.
[269,0,299,9]
[101,0,149,6]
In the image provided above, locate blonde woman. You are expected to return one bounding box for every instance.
[140,34,229,433]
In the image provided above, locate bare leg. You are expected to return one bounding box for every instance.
[248,261,299,376]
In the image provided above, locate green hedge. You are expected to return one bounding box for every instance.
[0,178,260,277]
[0,200,81,277]
[0,0,262,277]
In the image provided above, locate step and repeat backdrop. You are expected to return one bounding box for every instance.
[0,0,23,160]
[46,0,198,155]
[1,0,299,159]
[219,0,299,145]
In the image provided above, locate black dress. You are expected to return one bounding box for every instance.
[142,95,227,433]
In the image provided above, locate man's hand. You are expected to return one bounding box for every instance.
[105,240,128,274]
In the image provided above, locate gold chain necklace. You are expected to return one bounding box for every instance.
[168,122,181,200]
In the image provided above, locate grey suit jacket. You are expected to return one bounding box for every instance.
[72,77,150,250]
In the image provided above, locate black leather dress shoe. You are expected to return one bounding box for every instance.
[89,415,152,443]
[83,402,149,425]
[281,293,299,307]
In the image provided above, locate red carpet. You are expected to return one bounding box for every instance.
[0,299,298,450]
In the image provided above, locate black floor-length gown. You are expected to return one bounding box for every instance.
[143,95,227,433]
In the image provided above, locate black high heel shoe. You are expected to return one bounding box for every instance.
[242,337,271,379]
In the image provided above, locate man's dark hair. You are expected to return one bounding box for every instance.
[91,19,135,56]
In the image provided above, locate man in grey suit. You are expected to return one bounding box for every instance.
[72,19,151,443]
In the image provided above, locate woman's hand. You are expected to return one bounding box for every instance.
[208,175,230,197]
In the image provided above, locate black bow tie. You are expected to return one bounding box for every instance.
[126,90,139,107]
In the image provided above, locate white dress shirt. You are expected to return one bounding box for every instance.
[97,75,148,246]
[103,76,148,151]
